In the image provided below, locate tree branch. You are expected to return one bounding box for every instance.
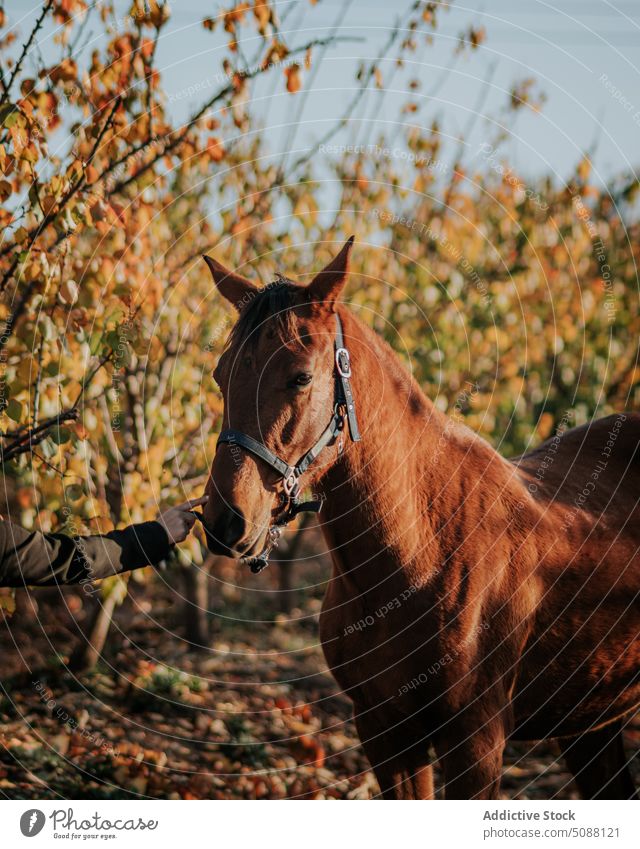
[108,35,362,196]
[0,96,121,291]
[0,1,54,107]
[0,408,79,462]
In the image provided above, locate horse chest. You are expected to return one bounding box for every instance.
[319,585,449,708]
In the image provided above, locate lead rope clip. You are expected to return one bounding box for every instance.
[247,525,282,574]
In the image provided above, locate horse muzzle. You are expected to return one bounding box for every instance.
[196,508,270,560]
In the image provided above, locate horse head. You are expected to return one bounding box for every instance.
[201,238,356,564]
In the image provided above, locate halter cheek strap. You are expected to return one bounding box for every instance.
[215,313,360,571]
[335,313,360,442]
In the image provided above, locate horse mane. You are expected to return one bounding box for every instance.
[225,274,303,352]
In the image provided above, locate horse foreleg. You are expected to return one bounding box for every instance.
[354,713,435,799]
[557,720,637,800]
[435,714,506,799]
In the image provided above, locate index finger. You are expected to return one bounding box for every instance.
[177,496,209,510]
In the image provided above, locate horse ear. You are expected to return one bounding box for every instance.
[308,236,354,309]
[202,255,257,310]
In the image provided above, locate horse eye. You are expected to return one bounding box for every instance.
[291,372,312,388]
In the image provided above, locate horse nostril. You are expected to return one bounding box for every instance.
[213,504,246,550]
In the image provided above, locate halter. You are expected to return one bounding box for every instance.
[216,312,360,573]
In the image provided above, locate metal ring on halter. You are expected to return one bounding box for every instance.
[283,471,299,497]
[335,347,352,378]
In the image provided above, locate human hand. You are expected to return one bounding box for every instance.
[156,496,208,544]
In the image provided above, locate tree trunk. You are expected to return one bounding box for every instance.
[275,514,313,614]
[277,560,295,613]
[69,589,119,672]
[183,564,209,648]
[69,577,128,672]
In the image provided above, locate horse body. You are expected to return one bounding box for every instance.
[512,417,640,740]
[202,241,640,799]
[316,309,640,797]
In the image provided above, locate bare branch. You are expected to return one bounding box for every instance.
[0,408,79,462]
[98,394,124,466]
[170,18,410,274]
[0,96,121,291]
[108,35,362,196]
[125,371,148,456]
[440,60,498,216]
[0,1,54,107]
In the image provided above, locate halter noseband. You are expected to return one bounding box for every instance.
[216,312,360,573]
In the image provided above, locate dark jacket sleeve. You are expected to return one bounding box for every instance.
[0,519,172,588]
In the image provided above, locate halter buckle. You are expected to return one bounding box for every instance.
[335,347,352,378]
[283,469,299,497]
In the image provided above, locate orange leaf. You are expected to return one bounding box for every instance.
[85,165,99,185]
[285,64,301,94]
[206,137,225,162]
[73,422,89,440]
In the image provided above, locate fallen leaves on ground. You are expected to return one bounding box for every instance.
[1,578,638,800]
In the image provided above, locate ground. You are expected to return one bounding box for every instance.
[1,552,638,800]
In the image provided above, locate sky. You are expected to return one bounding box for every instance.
[3,0,640,191]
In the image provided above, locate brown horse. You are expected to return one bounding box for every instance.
[201,239,640,799]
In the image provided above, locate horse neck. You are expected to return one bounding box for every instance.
[318,308,452,593]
